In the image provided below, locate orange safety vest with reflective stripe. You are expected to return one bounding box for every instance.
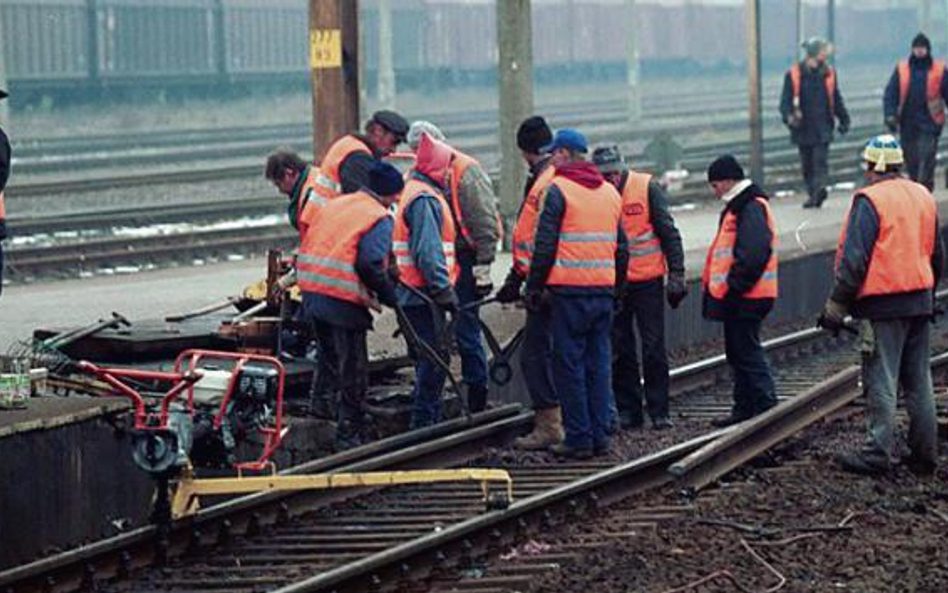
[297,190,391,306]
[702,197,778,300]
[619,172,666,282]
[447,149,503,250]
[512,164,556,275]
[897,59,946,126]
[546,177,622,288]
[836,179,936,299]
[789,63,836,112]
[295,167,328,243]
[314,135,373,200]
[393,177,459,288]
[0,191,5,221]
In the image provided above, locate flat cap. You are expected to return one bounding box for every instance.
[592,145,627,174]
[371,110,409,141]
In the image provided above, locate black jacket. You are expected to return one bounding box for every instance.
[832,180,944,320]
[526,177,629,297]
[779,63,850,147]
[702,183,775,321]
[883,55,948,137]
[618,171,685,281]
[0,126,9,240]
[337,134,379,195]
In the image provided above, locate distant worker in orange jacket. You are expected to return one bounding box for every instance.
[820,135,944,476]
[883,33,948,191]
[0,85,10,302]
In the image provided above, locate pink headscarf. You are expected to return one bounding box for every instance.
[414,132,454,187]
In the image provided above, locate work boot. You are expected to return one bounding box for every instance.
[334,400,364,451]
[651,417,674,431]
[710,413,750,428]
[619,409,644,431]
[549,442,593,460]
[901,453,937,478]
[815,188,829,208]
[514,407,565,450]
[467,384,489,414]
[835,450,890,476]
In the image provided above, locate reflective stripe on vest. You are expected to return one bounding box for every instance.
[392,177,459,288]
[296,168,329,242]
[702,197,778,300]
[897,59,946,126]
[836,179,936,299]
[314,135,373,199]
[297,190,391,306]
[619,171,667,282]
[789,62,836,112]
[512,165,556,275]
[546,177,622,288]
[447,149,504,250]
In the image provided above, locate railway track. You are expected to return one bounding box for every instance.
[5,312,938,593]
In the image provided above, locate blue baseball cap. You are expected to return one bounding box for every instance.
[544,128,588,154]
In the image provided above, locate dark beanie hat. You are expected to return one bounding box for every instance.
[707,155,745,182]
[367,162,405,196]
[912,32,931,51]
[517,116,553,153]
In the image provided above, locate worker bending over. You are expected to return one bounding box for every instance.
[407,121,501,413]
[496,116,562,450]
[298,162,403,450]
[883,33,948,191]
[265,150,323,243]
[821,135,944,476]
[593,146,686,431]
[702,155,778,427]
[525,129,628,459]
[396,134,460,429]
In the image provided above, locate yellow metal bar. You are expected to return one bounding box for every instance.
[170,469,514,520]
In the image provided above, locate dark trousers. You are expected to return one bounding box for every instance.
[551,294,614,450]
[612,279,669,424]
[329,325,369,415]
[310,319,338,396]
[797,143,829,203]
[404,304,448,429]
[902,131,939,191]
[520,307,559,410]
[454,258,488,389]
[723,318,776,418]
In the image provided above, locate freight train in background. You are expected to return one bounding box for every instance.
[0,0,921,105]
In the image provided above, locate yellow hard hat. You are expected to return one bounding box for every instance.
[862,134,903,172]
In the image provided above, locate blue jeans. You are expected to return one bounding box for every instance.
[862,317,937,464]
[551,294,614,450]
[403,304,448,429]
[521,307,559,410]
[455,258,488,389]
[723,318,776,418]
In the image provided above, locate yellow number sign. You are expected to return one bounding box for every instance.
[310,29,342,69]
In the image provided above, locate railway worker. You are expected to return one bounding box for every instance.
[592,146,686,431]
[265,149,322,243]
[314,110,409,200]
[820,135,944,476]
[883,33,948,191]
[406,121,502,413]
[0,86,9,301]
[702,155,778,427]
[396,133,460,429]
[297,162,402,449]
[779,37,851,209]
[495,116,563,450]
[525,129,628,459]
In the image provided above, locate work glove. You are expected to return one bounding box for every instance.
[838,121,850,136]
[816,299,849,335]
[496,270,524,304]
[666,273,688,309]
[522,289,545,313]
[884,115,899,133]
[472,264,494,299]
[432,287,459,316]
[785,111,803,129]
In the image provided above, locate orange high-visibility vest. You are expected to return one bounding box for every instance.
[297,190,391,305]
[897,59,946,126]
[447,149,503,250]
[836,179,936,299]
[0,191,5,221]
[313,135,373,200]
[619,172,667,282]
[702,197,778,300]
[545,177,622,288]
[393,177,459,288]
[790,63,837,113]
[512,164,556,275]
[295,167,328,242]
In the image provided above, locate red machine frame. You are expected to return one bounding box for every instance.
[78,349,286,471]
